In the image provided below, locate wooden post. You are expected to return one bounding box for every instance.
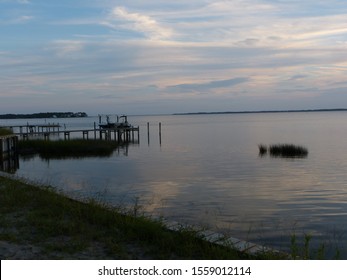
[6,138,10,153]
[117,129,121,142]
[13,136,18,153]
[107,130,111,141]
[83,131,88,140]
[64,132,70,140]
[159,122,162,146]
[137,127,140,144]
[147,122,150,146]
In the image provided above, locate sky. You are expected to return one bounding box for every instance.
[1,0,347,115]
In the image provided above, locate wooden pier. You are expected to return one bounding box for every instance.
[0,124,140,143]
[3,123,62,134]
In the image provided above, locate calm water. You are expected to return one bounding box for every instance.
[2,112,347,257]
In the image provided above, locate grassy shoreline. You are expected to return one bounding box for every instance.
[0,175,286,260]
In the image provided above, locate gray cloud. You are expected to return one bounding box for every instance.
[289,74,308,80]
[168,77,250,93]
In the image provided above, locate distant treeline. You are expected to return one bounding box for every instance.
[0,112,88,119]
[174,108,347,115]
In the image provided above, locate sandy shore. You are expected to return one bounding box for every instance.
[0,239,148,260]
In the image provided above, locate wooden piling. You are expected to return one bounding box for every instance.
[82,131,89,140]
[64,132,70,140]
[137,127,140,144]
[159,122,162,146]
[147,122,150,145]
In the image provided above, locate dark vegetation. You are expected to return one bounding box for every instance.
[258,144,268,156]
[0,112,87,119]
[174,108,347,115]
[18,139,119,159]
[258,144,308,158]
[0,128,13,136]
[269,144,308,158]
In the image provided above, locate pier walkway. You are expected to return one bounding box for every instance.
[0,124,140,143]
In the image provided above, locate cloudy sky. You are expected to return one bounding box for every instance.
[1,0,347,115]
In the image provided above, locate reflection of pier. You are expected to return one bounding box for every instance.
[0,135,18,155]
[1,124,140,143]
[0,135,19,173]
[0,154,19,173]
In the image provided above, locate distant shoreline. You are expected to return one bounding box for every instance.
[173,108,347,115]
[0,112,88,119]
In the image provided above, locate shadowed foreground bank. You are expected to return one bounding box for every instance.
[0,175,285,260]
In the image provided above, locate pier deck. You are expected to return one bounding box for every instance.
[0,124,140,142]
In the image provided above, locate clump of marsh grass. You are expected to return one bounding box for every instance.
[17,139,119,159]
[0,128,13,136]
[258,143,308,158]
[258,144,268,157]
[269,144,308,158]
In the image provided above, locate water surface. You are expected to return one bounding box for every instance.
[2,112,347,257]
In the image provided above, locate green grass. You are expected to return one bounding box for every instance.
[290,233,341,260]
[1,175,279,260]
[17,139,119,159]
[0,128,13,136]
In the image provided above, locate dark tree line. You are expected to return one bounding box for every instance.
[0,112,88,119]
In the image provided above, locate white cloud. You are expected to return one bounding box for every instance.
[1,15,34,25]
[0,0,30,3]
[107,6,174,41]
[13,15,33,23]
[49,40,85,56]
[129,1,347,49]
